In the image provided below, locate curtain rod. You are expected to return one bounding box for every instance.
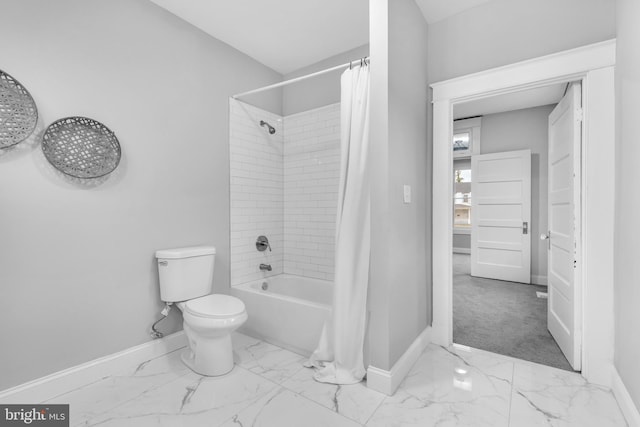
[232,57,369,99]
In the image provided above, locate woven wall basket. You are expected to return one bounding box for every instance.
[0,69,38,149]
[42,117,121,179]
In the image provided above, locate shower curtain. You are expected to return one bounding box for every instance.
[307,62,370,385]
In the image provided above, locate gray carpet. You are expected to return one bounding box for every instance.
[453,254,573,371]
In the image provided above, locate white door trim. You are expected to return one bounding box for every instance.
[431,39,616,387]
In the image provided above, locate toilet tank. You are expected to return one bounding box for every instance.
[155,246,216,302]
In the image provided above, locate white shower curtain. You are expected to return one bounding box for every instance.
[307,62,371,385]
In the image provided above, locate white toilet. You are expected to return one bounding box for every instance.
[155,246,247,376]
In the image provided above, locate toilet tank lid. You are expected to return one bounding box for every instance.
[155,246,216,259]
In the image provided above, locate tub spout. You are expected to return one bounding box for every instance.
[259,263,272,271]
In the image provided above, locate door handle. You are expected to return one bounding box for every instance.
[522,222,528,235]
[541,231,550,249]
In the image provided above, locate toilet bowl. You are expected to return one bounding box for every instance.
[155,246,247,376]
[177,294,247,376]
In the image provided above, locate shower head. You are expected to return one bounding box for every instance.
[260,120,276,135]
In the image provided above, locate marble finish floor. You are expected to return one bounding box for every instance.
[42,333,627,426]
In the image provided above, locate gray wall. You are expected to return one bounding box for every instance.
[0,0,281,390]
[368,0,430,370]
[428,0,616,83]
[615,0,640,410]
[282,44,370,116]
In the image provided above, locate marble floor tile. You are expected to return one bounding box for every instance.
[509,362,627,427]
[80,366,278,426]
[219,386,363,427]
[110,346,190,378]
[448,344,515,382]
[232,332,306,384]
[367,345,513,427]
[28,334,630,427]
[282,366,385,424]
[45,349,190,426]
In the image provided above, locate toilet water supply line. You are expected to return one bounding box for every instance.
[150,302,173,339]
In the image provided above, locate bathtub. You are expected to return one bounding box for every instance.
[230,274,332,356]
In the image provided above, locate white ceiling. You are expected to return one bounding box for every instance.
[150,0,497,75]
[414,0,493,24]
[149,0,369,74]
[149,1,561,116]
[453,83,566,119]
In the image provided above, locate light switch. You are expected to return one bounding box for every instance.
[403,185,412,203]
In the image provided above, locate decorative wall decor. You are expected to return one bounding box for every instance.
[41,117,121,179]
[0,69,39,149]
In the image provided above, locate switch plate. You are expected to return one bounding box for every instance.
[403,185,411,203]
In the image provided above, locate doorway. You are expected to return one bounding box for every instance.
[450,85,577,371]
[431,40,616,386]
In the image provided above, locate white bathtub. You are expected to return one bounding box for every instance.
[230,274,332,356]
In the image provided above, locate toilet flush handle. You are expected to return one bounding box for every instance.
[158,260,168,266]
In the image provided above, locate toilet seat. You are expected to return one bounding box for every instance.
[183,294,245,319]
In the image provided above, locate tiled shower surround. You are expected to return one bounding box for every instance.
[229,100,284,285]
[283,104,341,280]
[229,100,340,285]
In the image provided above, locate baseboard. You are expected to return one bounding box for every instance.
[366,326,431,396]
[453,248,470,254]
[531,274,548,286]
[611,366,640,427]
[0,331,186,404]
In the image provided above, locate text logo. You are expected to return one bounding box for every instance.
[0,405,69,426]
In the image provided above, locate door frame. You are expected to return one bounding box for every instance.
[431,40,616,386]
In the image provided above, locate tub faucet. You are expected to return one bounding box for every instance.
[259,263,272,272]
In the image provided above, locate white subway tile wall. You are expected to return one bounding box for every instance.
[229,100,340,285]
[283,103,341,281]
[229,100,284,286]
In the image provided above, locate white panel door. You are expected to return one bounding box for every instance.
[471,150,531,283]
[546,82,582,370]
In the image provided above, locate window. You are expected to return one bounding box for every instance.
[454,168,472,229]
[452,118,480,230]
[453,132,470,152]
[453,117,481,159]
